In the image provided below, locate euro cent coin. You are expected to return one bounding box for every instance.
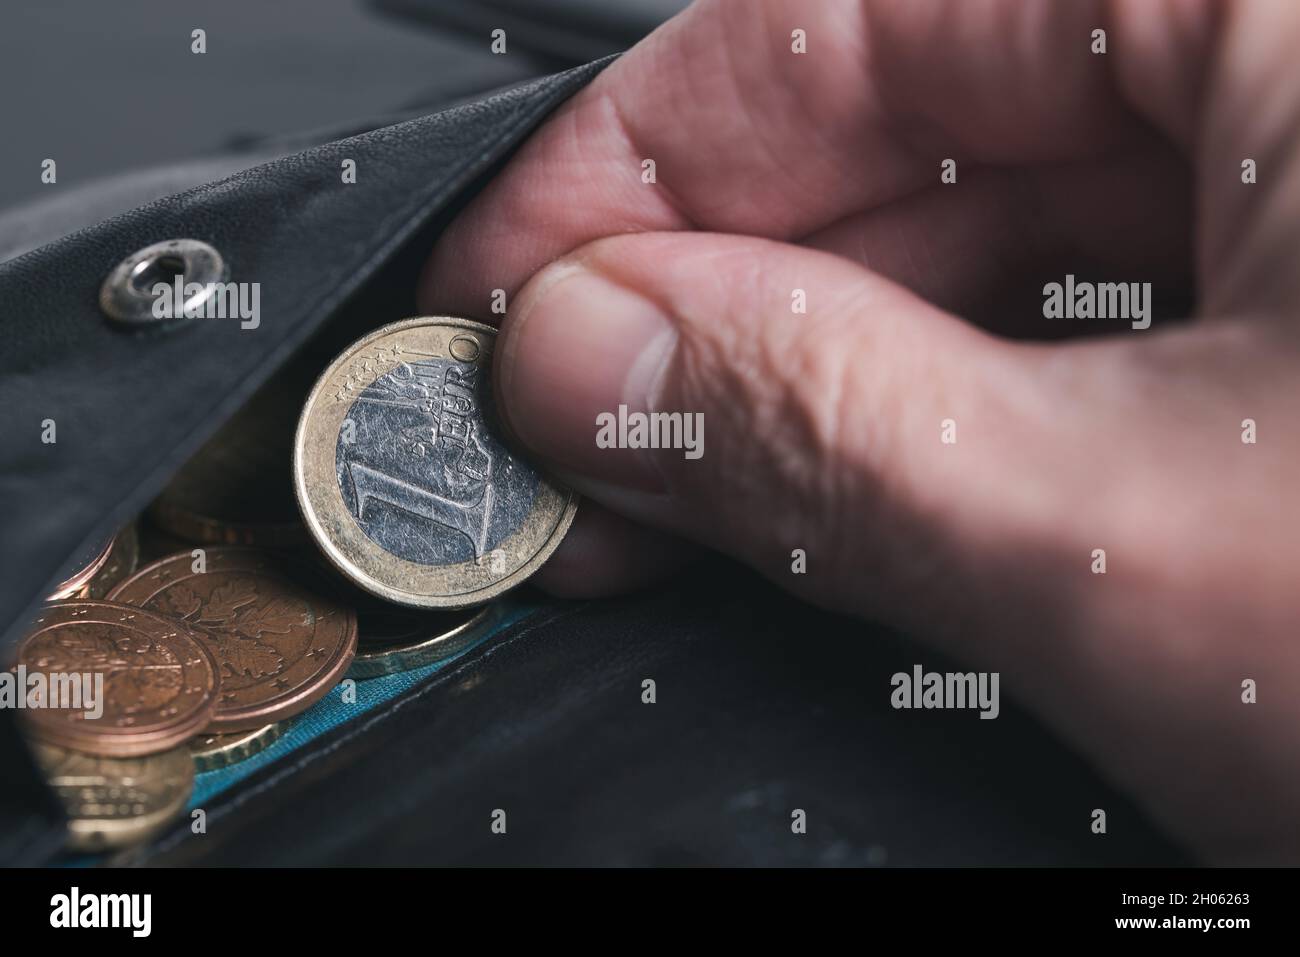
[189,721,284,771]
[46,532,114,600]
[31,742,194,852]
[148,359,318,548]
[86,524,140,599]
[293,316,578,609]
[16,600,220,757]
[348,604,497,679]
[107,548,357,731]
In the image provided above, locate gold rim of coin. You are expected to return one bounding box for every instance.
[348,604,498,679]
[189,721,284,772]
[16,600,221,757]
[107,547,358,732]
[293,316,578,609]
[31,742,194,852]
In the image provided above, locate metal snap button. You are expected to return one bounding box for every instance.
[99,238,227,326]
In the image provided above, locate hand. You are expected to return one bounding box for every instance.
[421,0,1300,864]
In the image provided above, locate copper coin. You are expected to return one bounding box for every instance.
[46,533,115,600]
[86,524,140,599]
[148,361,317,548]
[15,600,220,757]
[349,604,497,679]
[107,547,357,731]
[310,554,484,647]
[31,742,194,852]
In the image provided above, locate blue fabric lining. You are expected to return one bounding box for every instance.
[189,600,535,808]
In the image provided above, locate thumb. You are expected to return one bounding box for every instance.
[496,231,1063,625]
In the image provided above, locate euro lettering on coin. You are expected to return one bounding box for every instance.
[31,742,194,852]
[107,547,357,731]
[294,317,578,608]
[15,600,220,757]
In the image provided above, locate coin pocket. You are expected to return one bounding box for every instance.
[0,58,614,864]
[95,599,561,865]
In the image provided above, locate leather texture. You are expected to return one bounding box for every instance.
[0,40,1186,867]
[0,59,610,865]
[118,562,1185,866]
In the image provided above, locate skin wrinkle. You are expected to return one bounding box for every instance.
[599,88,699,233]
[557,100,666,231]
[869,0,1141,167]
[800,273,967,598]
[749,311,844,550]
[676,265,775,541]
[655,247,829,556]
[855,2,974,211]
[628,9,756,227]
[801,169,1025,320]
[714,8,812,224]
[1109,0,1225,298]
[672,1,878,232]
[778,290,968,618]
[423,0,1300,862]
[768,275,911,579]
[780,301,871,572]
[749,0,877,222]
[799,140,1192,337]
[1108,0,1220,150]
[1206,119,1300,311]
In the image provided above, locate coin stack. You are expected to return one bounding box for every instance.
[10,317,575,853]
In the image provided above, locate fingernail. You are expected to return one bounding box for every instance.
[498,261,677,492]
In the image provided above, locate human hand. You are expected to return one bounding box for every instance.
[421,0,1300,864]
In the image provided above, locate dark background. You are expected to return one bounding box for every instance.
[0,0,687,250]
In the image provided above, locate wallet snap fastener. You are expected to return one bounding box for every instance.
[99,238,227,326]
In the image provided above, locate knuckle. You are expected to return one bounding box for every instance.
[667,282,892,571]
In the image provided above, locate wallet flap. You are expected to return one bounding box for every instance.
[0,58,610,656]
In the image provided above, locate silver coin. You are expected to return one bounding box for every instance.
[295,317,577,608]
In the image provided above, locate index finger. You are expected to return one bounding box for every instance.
[419,0,1212,317]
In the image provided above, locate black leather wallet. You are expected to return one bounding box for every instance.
[0,57,1186,867]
